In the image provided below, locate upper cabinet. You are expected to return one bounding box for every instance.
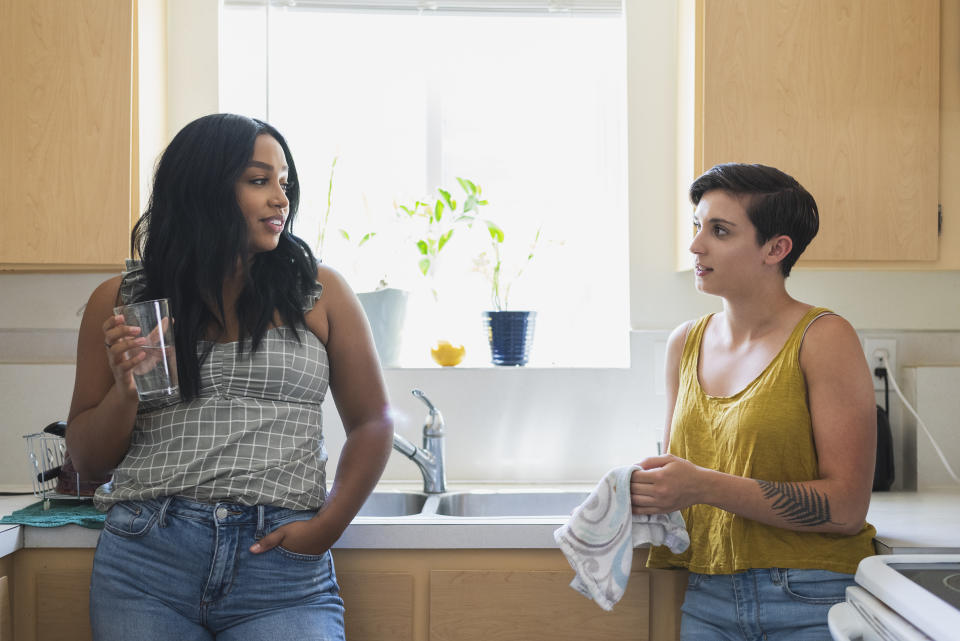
[0,0,136,271]
[676,0,948,270]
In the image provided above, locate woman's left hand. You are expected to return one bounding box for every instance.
[630,454,706,514]
[249,516,340,556]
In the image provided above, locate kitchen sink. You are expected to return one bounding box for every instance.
[434,490,590,517]
[355,491,428,517]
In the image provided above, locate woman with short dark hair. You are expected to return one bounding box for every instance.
[632,163,877,640]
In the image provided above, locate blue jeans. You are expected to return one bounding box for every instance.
[90,496,345,641]
[680,568,854,641]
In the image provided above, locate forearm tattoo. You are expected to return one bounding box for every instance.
[756,480,839,527]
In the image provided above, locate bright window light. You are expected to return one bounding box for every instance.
[221,2,628,367]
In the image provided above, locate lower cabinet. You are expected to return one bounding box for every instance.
[12,548,95,641]
[7,547,686,641]
[335,548,687,641]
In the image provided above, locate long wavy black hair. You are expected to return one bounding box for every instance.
[130,113,319,400]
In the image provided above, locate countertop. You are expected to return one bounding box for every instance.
[1,488,958,557]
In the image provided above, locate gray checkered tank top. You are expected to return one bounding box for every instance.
[94,260,330,511]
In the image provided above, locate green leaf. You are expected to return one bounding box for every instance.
[485,221,504,243]
[463,195,477,213]
[439,188,455,212]
[418,258,431,276]
[417,240,429,255]
[338,229,350,241]
[359,232,376,246]
[438,230,454,252]
[434,200,444,223]
[457,177,478,195]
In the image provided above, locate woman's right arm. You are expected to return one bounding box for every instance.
[66,276,146,477]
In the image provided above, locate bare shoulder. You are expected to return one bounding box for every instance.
[801,312,859,347]
[86,275,124,317]
[312,263,352,300]
[305,264,364,344]
[666,319,694,354]
[799,312,865,371]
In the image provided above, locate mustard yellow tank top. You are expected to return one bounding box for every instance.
[647,307,877,575]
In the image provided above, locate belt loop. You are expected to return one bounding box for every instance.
[256,504,265,538]
[770,567,781,585]
[158,496,174,528]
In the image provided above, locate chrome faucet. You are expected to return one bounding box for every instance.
[392,389,446,493]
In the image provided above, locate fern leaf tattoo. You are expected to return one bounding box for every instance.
[756,480,839,527]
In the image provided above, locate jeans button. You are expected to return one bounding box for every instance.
[215,506,228,520]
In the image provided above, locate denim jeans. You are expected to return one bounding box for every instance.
[680,568,855,641]
[90,496,345,641]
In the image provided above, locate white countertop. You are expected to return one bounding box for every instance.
[863,489,960,554]
[1,488,958,556]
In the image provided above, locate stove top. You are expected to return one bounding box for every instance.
[856,554,960,641]
[890,563,960,609]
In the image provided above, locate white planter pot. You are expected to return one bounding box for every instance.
[356,288,409,367]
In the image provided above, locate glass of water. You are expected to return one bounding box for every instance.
[112,298,179,401]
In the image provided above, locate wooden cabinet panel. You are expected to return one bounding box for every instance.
[13,549,95,641]
[1,576,11,641]
[0,0,134,270]
[429,570,650,641]
[35,569,92,641]
[340,571,415,641]
[679,0,940,266]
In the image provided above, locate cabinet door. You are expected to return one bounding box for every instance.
[339,571,415,641]
[429,569,650,641]
[681,0,940,265]
[0,0,134,270]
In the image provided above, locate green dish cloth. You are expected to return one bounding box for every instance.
[0,499,105,529]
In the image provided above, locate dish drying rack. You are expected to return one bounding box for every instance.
[23,432,90,509]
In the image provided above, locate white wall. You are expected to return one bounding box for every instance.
[165,0,219,139]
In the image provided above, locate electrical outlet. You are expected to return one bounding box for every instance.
[864,338,897,391]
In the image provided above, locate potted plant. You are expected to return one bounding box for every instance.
[474,225,543,366]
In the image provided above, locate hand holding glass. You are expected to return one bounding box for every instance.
[112,298,179,400]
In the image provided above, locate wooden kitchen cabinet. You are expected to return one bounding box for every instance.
[333,548,686,641]
[7,547,685,641]
[0,0,136,271]
[12,548,95,641]
[676,0,944,269]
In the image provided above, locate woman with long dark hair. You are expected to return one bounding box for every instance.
[67,113,393,640]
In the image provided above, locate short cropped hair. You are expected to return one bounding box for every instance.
[689,163,819,277]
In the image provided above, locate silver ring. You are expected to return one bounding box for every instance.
[104,342,112,348]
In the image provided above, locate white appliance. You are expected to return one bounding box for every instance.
[829,555,960,641]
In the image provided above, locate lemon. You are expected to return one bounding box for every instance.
[430,340,466,367]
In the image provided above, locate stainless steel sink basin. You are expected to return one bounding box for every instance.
[434,490,590,517]
[356,491,428,517]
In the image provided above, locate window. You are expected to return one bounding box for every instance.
[221,0,628,367]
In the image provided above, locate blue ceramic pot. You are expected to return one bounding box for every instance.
[482,310,536,366]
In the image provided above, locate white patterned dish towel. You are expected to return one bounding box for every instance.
[553,464,690,611]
